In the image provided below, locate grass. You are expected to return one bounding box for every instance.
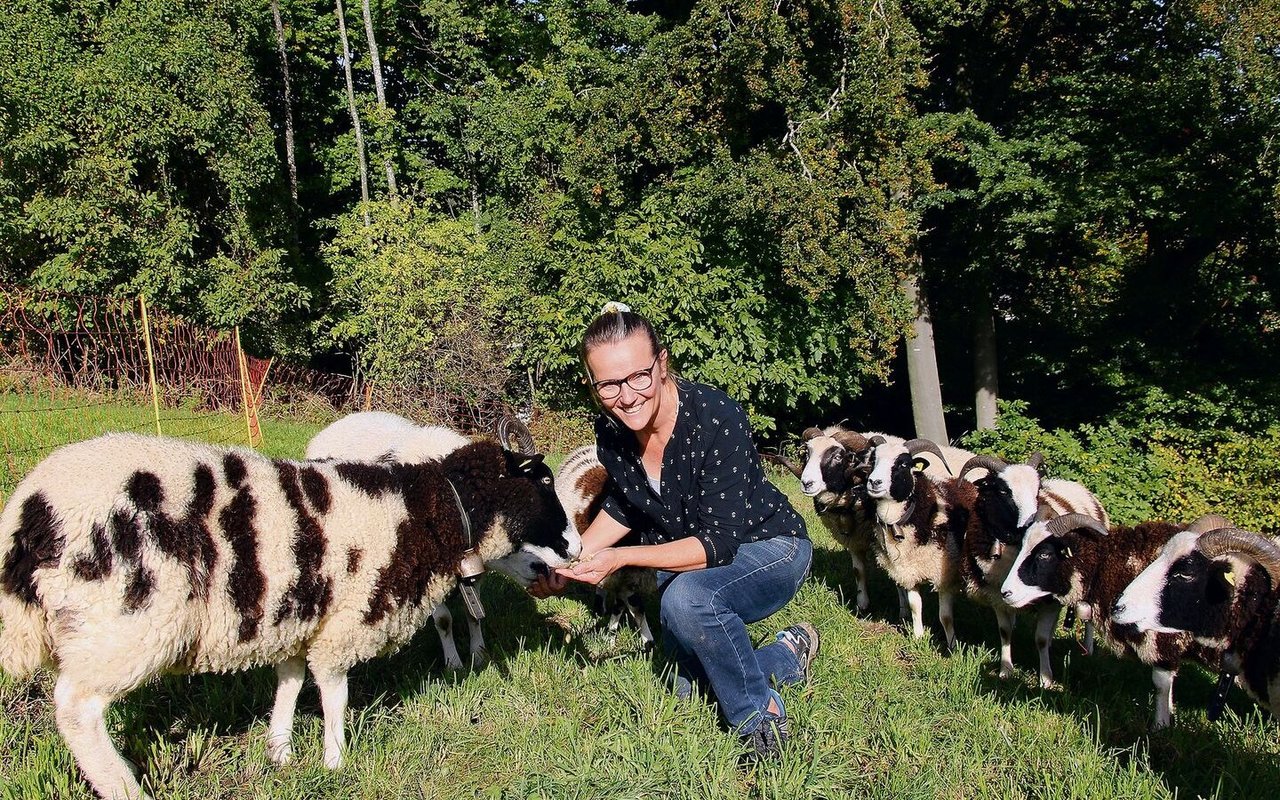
[1,391,1279,798]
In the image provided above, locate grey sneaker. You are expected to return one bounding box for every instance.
[776,622,820,684]
[743,690,790,761]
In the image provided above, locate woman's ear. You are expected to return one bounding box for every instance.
[658,348,670,381]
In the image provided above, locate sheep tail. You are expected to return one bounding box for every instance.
[0,592,52,679]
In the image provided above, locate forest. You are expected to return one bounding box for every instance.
[2,0,1278,442]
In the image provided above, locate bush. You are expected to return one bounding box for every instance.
[960,399,1280,532]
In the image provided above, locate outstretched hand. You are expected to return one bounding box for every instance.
[556,548,623,587]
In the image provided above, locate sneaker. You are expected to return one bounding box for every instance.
[743,690,790,761]
[776,622,820,684]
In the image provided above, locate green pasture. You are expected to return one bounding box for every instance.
[1,395,1278,799]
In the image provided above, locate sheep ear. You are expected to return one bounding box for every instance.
[518,454,545,472]
[912,456,931,472]
[1064,546,1073,559]
[1223,569,1236,587]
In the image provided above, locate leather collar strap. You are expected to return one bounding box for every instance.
[443,476,474,549]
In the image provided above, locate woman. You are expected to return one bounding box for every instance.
[530,302,818,759]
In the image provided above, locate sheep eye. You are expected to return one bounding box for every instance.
[1171,572,1190,582]
[1037,551,1051,560]
[541,476,552,486]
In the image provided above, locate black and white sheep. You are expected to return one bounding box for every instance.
[1114,525,1280,719]
[1000,513,1228,727]
[554,444,656,649]
[306,411,483,671]
[0,432,580,800]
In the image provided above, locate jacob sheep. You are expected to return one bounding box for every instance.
[554,444,656,649]
[1001,513,1228,727]
[0,432,579,800]
[1114,525,1280,720]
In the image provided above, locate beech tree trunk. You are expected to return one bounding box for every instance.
[335,0,371,224]
[360,0,397,196]
[902,273,949,443]
[974,301,999,430]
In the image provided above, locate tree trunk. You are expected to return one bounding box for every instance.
[270,0,298,203]
[335,0,371,224]
[360,0,397,196]
[974,300,999,430]
[902,273,949,443]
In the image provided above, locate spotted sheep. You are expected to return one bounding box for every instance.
[766,425,978,617]
[1001,512,1230,728]
[1114,525,1280,721]
[554,444,656,649]
[306,411,485,671]
[0,432,580,800]
[955,453,1110,683]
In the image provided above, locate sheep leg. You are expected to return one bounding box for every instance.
[906,588,925,639]
[1152,667,1176,729]
[994,605,1015,680]
[311,667,349,769]
[898,587,911,623]
[463,604,488,669]
[267,655,306,765]
[849,550,870,614]
[432,603,465,672]
[54,674,143,800]
[1083,620,1096,655]
[625,593,656,652]
[1034,606,1058,688]
[938,590,957,650]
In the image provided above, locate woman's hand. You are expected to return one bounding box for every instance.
[556,548,623,586]
[528,570,570,598]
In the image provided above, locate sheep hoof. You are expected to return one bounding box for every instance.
[998,666,1015,681]
[266,741,293,766]
[324,751,344,770]
[470,649,489,670]
[1039,677,1057,690]
[443,658,465,673]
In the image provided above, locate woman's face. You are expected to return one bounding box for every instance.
[585,332,668,432]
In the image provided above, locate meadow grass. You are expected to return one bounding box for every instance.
[1,393,1278,798]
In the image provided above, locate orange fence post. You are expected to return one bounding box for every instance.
[235,327,257,447]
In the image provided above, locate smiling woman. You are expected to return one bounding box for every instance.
[529,302,818,760]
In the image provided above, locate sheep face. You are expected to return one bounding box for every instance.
[1113,531,1239,640]
[800,435,857,497]
[974,464,1042,546]
[465,448,581,587]
[865,442,917,501]
[1001,524,1076,608]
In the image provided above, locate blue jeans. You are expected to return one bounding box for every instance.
[657,535,813,734]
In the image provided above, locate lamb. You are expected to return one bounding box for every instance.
[1000,512,1229,727]
[554,444,656,650]
[306,411,481,670]
[1113,525,1280,720]
[0,432,580,799]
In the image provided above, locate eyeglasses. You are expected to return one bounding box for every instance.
[591,354,660,399]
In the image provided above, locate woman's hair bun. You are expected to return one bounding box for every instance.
[601,301,632,315]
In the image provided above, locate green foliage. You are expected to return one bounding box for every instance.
[961,399,1280,532]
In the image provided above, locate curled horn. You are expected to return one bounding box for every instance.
[496,415,536,455]
[904,438,951,475]
[868,435,887,448]
[958,455,1007,483]
[1196,529,1280,586]
[1026,452,1045,471]
[761,452,804,478]
[1187,514,1233,535]
[831,430,871,453]
[1046,513,1109,538]
[801,427,825,441]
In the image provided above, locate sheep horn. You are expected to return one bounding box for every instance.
[958,455,1007,483]
[868,435,887,448]
[496,415,536,455]
[1045,513,1109,538]
[761,452,804,478]
[1026,452,1045,471]
[831,430,871,453]
[904,438,951,475]
[1196,529,1280,586]
[801,427,825,441]
[1187,514,1233,534]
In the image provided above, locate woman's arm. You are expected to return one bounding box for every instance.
[558,537,707,586]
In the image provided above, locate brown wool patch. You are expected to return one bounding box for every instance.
[273,463,332,624]
[220,487,266,642]
[346,547,363,574]
[223,454,248,489]
[125,471,164,513]
[1,494,65,605]
[300,467,332,514]
[110,509,142,563]
[573,466,609,533]
[123,565,155,612]
[335,462,397,497]
[71,523,113,582]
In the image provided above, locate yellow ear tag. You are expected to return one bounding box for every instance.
[1064,547,1073,558]
[1225,570,1236,587]
[519,459,534,470]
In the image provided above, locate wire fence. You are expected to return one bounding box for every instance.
[0,287,521,497]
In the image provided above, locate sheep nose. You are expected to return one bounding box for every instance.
[867,478,882,491]
[1112,601,1126,617]
[801,479,815,492]
[1001,589,1013,601]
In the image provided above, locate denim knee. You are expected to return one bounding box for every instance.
[659,574,713,646]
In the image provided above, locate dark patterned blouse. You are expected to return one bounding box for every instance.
[594,378,807,568]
